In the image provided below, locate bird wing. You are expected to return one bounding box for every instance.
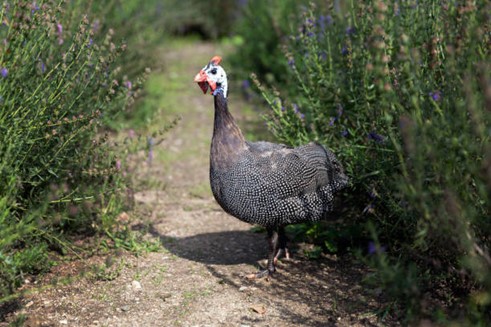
[246,141,333,199]
[246,140,289,152]
[292,142,331,187]
[289,142,332,192]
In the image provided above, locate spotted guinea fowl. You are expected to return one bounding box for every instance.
[194,56,348,278]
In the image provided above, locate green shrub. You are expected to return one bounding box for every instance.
[230,0,316,87]
[243,0,490,322]
[0,0,136,299]
[69,0,165,77]
[163,0,241,39]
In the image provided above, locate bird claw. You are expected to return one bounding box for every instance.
[273,247,291,265]
[246,269,274,280]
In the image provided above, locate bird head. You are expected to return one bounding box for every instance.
[194,55,228,98]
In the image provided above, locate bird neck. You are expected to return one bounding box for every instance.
[211,92,246,169]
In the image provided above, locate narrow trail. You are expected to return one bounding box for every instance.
[6,41,391,327]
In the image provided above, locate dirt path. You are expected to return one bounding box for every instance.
[3,41,393,327]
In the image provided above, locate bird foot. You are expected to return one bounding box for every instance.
[273,248,291,265]
[245,269,274,280]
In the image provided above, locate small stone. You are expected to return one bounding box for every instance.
[159,292,172,301]
[116,212,130,223]
[238,286,248,292]
[59,319,68,325]
[121,305,130,312]
[250,304,266,314]
[25,301,34,308]
[131,280,142,291]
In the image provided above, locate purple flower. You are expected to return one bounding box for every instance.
[368,241,377,254]
[116,160,122,170]
[429,90,442,102]
[292,103,299,114]
[368,241,386,255]
[336,104,344,117]
[39,60,46,73]
[1,67,8,78]
[346,26,356,36]
[318,51,327,61]
[280,106,286,112]
[299,113,305,120]
[92,19,100,33]
[241,79,250,89]
[147,137,154,147]
[341,46,349,56]
[56,23,63,45]
[368,131,385,143]
[341,129,348,137]
[31,2,40,14]
[306,31,315,38]
[317,14,333,32]
[329,117,336,126]
[288,58,295,67]
[395,2,401,16]
[326,15,333,25]
[124,80,132,89]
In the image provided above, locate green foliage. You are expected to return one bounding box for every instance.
[0,0,141,299]
[165,0,241,39]
[91,257,126,282]
[69,0,165,78]
[238,0,491,322]
[230,0,315,87]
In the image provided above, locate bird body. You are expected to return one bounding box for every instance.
[195,56,348,277]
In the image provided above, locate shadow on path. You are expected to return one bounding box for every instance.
[0,300,21,323]
[147,224,266,265]
[145,223,389,327]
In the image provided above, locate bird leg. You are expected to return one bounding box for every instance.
[274,226,290,265]
[247,227,278,279]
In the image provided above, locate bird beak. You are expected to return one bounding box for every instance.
[194,69,217,95]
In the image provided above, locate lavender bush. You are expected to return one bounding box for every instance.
[236,0,490,323]
[0,0,138,299]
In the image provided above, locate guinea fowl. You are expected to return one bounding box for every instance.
[194,56,348,278]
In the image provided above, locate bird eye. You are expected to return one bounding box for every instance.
[211,68,217,75]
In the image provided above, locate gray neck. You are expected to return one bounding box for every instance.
[211,91,246,170]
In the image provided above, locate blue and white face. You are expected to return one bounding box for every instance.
[194,56,228,97]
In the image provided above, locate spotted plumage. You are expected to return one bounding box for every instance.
[194,56,348,278]
[211,140,347,227]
